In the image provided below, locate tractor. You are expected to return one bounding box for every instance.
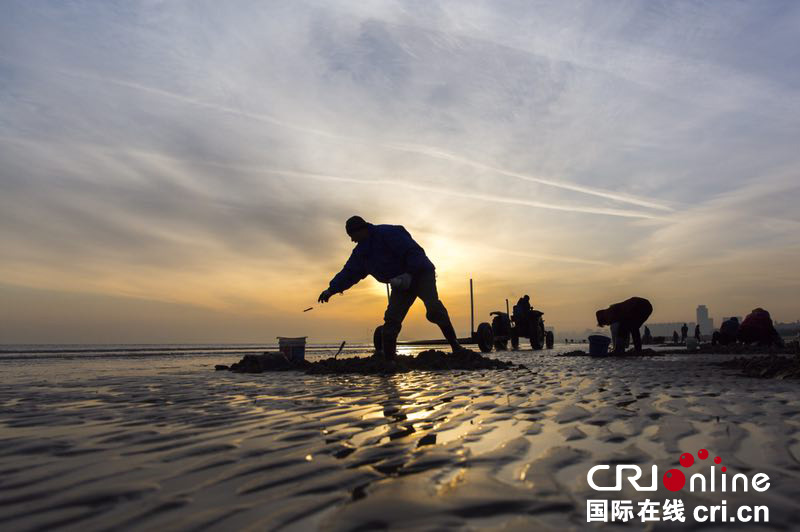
[475,307,553,353]
[371,279,555,354]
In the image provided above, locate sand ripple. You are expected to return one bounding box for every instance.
[1,351,799,530]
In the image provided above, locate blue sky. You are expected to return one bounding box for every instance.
[1,1,798,342]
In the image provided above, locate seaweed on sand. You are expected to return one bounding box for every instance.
[219,349,523,375]
[716,354,800,380]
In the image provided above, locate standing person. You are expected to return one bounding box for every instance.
[681,323,689,343]
[595,297,653,354]
[318,216,462,359]
[672,331,680,344]
[642,326,653,345]
[694,324,701,341]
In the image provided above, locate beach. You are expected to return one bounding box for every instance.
[1,345,799,531]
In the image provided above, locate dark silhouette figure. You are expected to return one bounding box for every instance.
[512,295,532,327]
[712,317,739,346]
[737,308,783,346]
[642,326,653,345]
[681,323,688,343]
[318,216,461,359]
[595,297,653,354]
[672,331,680,344]
[694,324,701,341]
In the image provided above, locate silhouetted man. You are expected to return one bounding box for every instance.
[512,294,532,327]
[595,297,653,354]
[681,323,688,343]
[694,324,701,341]
[318,216,462,359]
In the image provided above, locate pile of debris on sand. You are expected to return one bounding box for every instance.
[216,348,523,375]
[716,354,800,380]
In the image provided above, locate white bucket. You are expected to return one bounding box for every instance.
[278,336,307,362]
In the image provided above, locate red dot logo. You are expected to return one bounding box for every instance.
[679,453,694,467]
[714,456,721,464]
[698,449,709,460]
[663,468,686,491]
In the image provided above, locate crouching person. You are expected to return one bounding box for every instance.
[712,317,739,346]
[737,308,783,347]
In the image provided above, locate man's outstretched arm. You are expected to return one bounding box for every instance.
[319,252,367,303]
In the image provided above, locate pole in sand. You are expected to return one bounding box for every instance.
[470,278,474,338]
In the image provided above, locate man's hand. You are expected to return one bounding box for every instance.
[318,289,333,303]
[389,273,412,291]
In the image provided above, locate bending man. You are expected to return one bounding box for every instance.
[595,297,653,354]
[318,216,462,359]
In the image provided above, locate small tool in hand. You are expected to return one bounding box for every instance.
[303,307,313,312]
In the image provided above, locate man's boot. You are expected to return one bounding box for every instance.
[438,320,463,353]
[381,329,398,360]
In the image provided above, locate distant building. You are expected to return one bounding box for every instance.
[696,305,714,335]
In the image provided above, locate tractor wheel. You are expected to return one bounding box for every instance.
[546,330,554,349]
[373,325,384,353]
[530,319,545,350]
[511,335,520,350]
[476,322,494,353]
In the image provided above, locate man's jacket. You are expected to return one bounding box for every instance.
[328,224,434,294]
[604,297,653,327]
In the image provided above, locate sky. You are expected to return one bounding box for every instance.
[1,1,799,344]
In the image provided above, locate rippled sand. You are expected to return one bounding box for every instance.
[1,348,799,530]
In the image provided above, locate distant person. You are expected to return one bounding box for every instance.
[694,324,701,341]
[712,317,739,346]
[681,323,688,343]
[318,216,462,359]
[595,296,653,354]
[642,326,653,345]
[672,331,679,344]
[737,308,783,346]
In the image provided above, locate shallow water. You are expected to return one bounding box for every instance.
[0,345,798,530]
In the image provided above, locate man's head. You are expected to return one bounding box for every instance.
[523,295,530,301]
[596,309,610,327]
[345,215,370,243]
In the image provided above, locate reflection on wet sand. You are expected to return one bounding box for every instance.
[0,349,799,530]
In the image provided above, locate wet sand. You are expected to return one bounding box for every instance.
[1,347,799,530]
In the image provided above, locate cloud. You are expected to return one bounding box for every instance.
[1,1,799,341]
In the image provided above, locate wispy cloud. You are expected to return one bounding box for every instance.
[1,1,798,342]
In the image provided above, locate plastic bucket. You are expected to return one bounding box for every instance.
[588,335,612,356]
[686,337,698,352]
[278,336,307,362]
